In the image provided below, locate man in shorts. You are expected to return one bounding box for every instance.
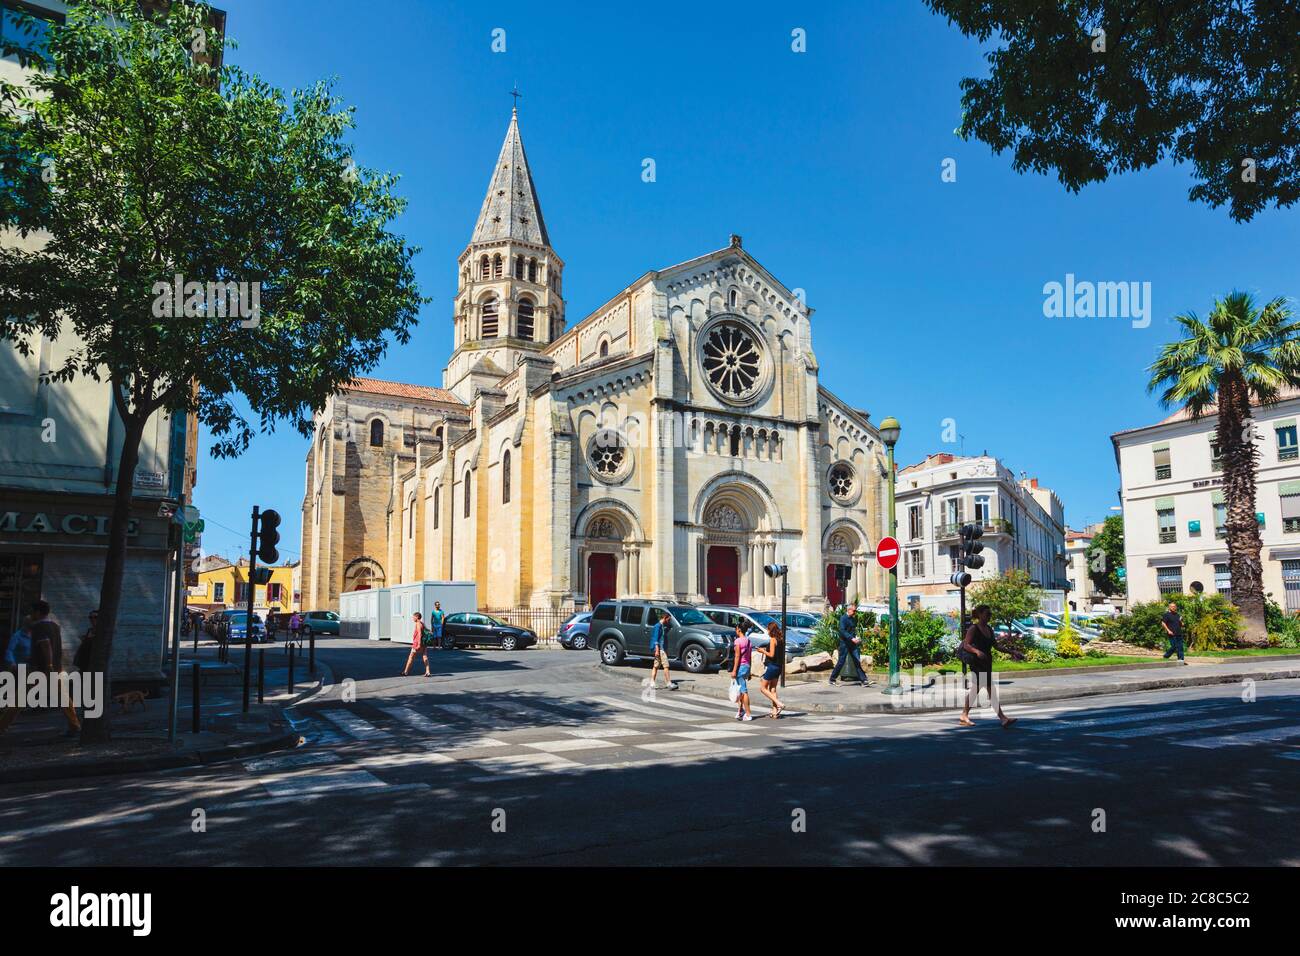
[647,609,677,690]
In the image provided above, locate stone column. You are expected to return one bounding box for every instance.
[618,546,629,596]
[630,546,641,596]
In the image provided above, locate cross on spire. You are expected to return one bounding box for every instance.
[510,84,521,113]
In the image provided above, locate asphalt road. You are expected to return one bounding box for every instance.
[3,639,1299,866]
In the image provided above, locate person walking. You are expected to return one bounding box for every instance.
[0,600,81,738]
[828,604,870,686]
[958,604,1015,728]
[401,611,431,677]
[1161,602,1188,665]
[646,609,677,690]
[288,611,302,646]
[731,623,753,721]
[429,601,446,650]
[756,621,786,718]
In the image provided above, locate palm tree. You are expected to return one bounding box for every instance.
[1147,292,1300,646]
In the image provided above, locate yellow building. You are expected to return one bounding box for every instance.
[193,558,298,613]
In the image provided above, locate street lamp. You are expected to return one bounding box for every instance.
[878,416,901,694]
[764,563,789,687]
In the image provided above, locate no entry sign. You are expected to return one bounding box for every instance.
[876,536,900,571]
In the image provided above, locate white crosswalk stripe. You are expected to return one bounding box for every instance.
[587,695,718,722]
[1174,725,1300,749]
[317,709,392,741]
[1089,714,1271,739]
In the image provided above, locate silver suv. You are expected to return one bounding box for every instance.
[697,606,811,660]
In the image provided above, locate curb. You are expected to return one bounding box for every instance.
[4,664,332,786]
[589,661,1300,714]
[4,730,302,785]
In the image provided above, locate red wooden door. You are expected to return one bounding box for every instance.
[588,553,617,606]
[707,547,740,605]
[826,564,849,607]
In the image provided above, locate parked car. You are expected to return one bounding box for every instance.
[697,605,810,660]
[298,610,340,638]
[592,600,733,673]
[441,612,537,650]
[223,610,267,644]
[557,611,592,650]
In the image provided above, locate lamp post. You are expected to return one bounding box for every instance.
[877,416,901,694]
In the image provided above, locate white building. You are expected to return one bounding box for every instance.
[1111,390,1300,609]
[1064,525,1111,610]
[894,453,1068,599]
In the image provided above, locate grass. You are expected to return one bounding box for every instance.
[1198,646,1300,657]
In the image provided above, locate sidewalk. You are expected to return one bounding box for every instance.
[0,641,327,784]
[592,655,1300,714]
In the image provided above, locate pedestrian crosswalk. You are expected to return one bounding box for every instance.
[241,687,1300,798]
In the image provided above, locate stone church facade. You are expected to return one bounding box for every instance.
[300,109,890,613]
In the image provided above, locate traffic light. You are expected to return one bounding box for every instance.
[256,509,281,564]
[763,564,788,578]
[949,523,985,589]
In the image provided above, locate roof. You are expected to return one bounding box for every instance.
[343,377,464,406]
[1112,386,1300,440]
[898,452,960,475]
[470,110,549,246]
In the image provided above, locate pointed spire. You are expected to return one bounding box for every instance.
[470,108,549,246]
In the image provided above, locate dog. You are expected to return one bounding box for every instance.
[113,690,147,713]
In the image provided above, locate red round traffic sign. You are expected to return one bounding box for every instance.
[876,536,900,571]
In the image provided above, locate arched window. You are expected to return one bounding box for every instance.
[463,469,472,517]
[479,255,490,279]
[528,258,538,282]
[517,299,535,341]
[502,450,512,504]
[370,419,384,447]
[729,289,738,308]
[598,340,609,358]
[408,497,416,537]
[433,487,440,529]
[514,255,524,279]
[492,254,503,278]
[729,425,741,457]
[481,296,499,337]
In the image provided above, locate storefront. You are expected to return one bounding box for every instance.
[0,490,175,689]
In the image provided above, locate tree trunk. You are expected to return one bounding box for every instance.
[80,408,148,743]
[1219,375,1268,647]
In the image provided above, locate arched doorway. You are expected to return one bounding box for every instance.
[588,552,617,606]
[824,525,867,605]
[825,564,850,607]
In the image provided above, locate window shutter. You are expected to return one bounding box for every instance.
[1154,496,1176,511]
[1211,490,1226,505]
[1280,481,1300,520]
[1152,442,1171,466]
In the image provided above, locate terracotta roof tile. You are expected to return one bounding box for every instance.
[344,377,464,406]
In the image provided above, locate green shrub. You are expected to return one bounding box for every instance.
[1084,647,1108,659]
[1266,599,1300,648]
[896,610,947,668]
[1024,648,1056,664]
[1103,594,1242,650]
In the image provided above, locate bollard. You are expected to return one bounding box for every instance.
[287,641,295,695]
[191,660,200,733]
[257,648,265,704]
[309,632,316,676]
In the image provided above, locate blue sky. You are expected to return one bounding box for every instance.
[192,0,1300,562]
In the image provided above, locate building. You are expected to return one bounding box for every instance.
[1064,524,1110,610]
[299,107,892,613]
[894,453,1068,598]
[192,558,298,614]
[1111,390,1300,609]
[0,0,204,688]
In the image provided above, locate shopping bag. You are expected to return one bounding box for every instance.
[727,679,740,703]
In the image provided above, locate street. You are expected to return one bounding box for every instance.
[2,640,1299,866]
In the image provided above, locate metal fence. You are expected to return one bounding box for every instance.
[481,606,589,645]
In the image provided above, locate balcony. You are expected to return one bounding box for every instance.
[935,518,1013,540]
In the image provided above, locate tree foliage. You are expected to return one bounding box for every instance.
[1085,515,1125,596]
[924,1,1300,221]
[0,1,424,740]
[968,569,1042,629]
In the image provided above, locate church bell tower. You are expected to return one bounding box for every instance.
[444,105,565,401]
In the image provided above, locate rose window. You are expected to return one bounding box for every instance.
[829,463,856,503]
[701,321,765,403]
[589,430,629,482]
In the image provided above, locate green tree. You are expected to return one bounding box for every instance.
[924,1,1300,221]
[0,2,423,741]
[968,570,1042,630]
[1085,515,1125,596]
[1147,292,1300,646]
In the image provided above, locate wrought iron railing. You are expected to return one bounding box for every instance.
[481,606,589,644]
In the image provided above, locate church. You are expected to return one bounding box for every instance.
[299,108,891,614]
